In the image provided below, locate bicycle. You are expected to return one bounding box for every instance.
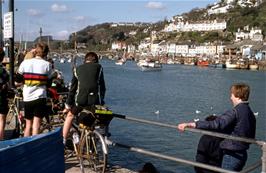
[5,89,67,137]
[66,105,113,173]
[40,92,68,133]
[5,88,25,137]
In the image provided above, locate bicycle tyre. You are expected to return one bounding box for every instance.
[79,130,107,173]
[5,106,20,138]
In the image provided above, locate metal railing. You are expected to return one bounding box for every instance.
[111,113,266,173]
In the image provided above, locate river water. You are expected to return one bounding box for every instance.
[56,58,266,173]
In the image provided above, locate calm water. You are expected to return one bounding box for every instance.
[56,59,266,173]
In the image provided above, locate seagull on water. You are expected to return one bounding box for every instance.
[195,110,201,114]
[154,110,160,115]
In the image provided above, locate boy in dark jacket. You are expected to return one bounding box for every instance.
[178,83,256,171]
[62,52,106,141]
[194,115,223,173]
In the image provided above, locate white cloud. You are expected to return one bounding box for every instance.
[27,9,42,16]
[56,30,69,40]
[145,2,166,10]
[51,3,69,12]
[73,16,86,22]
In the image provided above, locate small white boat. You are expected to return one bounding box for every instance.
[137,59,162,71]
[249,64,258,70]
[225,59,238,69]
[249,58,259,70]
[115,58,126,65]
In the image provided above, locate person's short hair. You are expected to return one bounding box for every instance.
[0,47,5,62]
[139,162,158,173]
[84,52,98,63]
[230,83,250,101]
[35,42,49,58]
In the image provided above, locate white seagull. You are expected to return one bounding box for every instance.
[154,110,160,115]
[254,112,259,117]
[195,110,201,114]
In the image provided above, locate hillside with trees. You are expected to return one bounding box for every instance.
[42,1,265,50]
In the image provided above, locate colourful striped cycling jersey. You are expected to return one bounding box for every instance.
[17,57,52,102]
[23,72,49,86]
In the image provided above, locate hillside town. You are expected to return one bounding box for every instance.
[109,0,266,70]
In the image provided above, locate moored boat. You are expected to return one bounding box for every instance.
[249,64,259,70]
[237,58,249,69]
[115,58,126,65]
[225,59,238,69]
[248,58,259,70]
[137,59,162,71]
[183,57,196,66]
[197,60,209,66]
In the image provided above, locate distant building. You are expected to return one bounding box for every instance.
[164,20,226,32]
[208,4,232,15]
[235,27,263,42]
[111,41,127,50]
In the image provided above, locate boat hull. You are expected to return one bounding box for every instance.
[249,64,258,70]
[226,62,238,69]
[0,128,64,173]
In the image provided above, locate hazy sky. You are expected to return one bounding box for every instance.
[2,0,217,41]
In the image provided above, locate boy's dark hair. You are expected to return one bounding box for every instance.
[139,162,158,173]
[0,47,5,62]
[35,42,49,58]
[84,52,98,63]
[230,83,250,101]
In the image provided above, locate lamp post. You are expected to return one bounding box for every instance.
[39,27,42,42]
[9,0,14,87]
[0,0,3,47]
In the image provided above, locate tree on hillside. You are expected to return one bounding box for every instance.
[112,32,127,41]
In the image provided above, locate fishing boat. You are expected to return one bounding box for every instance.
[137,59,162,71]
[248,58,259,70]
[237,58,249,70]
[225,59,238,69]
[197,58,209,67]
[209,59,225,68]
[183,57,196,66]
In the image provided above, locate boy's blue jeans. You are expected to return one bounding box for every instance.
[222,150,247,171]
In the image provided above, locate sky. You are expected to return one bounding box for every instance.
[2,0,217,41]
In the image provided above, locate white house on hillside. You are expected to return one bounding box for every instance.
[235,27,263,42]
[208,4,232,15]
[111,41,127,50]
[164,20,226,32]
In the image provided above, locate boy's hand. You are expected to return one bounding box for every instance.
[177,122,196,131]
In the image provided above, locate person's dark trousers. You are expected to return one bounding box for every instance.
[222,150,247,171]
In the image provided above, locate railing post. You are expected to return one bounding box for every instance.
[262,142,266,173]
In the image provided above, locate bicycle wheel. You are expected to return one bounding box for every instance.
[5,106,20,138]
[79,130,107,173]
[39,117,52,134]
